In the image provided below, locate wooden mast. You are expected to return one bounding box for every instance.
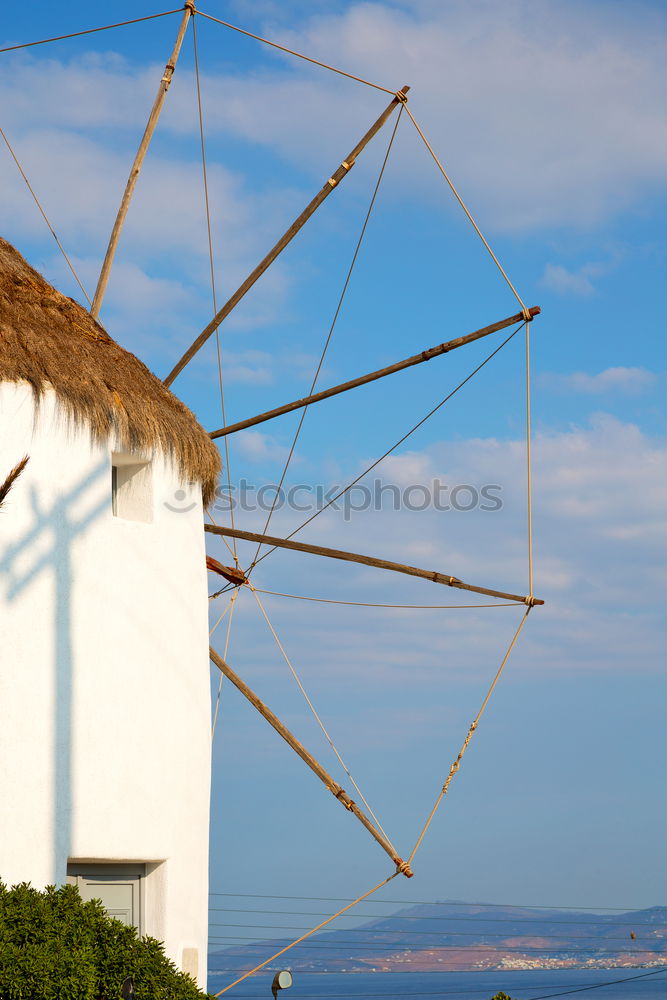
[210,307,540,439]
[163,85,410,386]
[205,525,544,606]
[209,646,413,876]
[90,3,194,318]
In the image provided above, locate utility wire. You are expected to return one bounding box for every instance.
[207,968,661,978]
[524,966,667,1000]
[204,969,667,997]
[208,936,661,955]
[208,920,663,942]
[207,906,664,927]
[207,892,654,913]
[213,873,400,996]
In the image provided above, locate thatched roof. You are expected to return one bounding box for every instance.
[0,237,220,506]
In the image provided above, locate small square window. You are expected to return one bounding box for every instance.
[111,453,153,523]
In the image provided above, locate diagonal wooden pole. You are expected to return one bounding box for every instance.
[90,2,194,318]
[205,524,544,606]
[163,85,410,386]
[209,645,413,876]
[210,307,540,439]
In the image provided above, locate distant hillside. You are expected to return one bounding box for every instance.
[209,902,667,973]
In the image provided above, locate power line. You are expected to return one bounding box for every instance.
[207,921,663,941]
[207,906,662,927]
[207,936,662,956]
[207,892,654,913]
[206,966,661,976]
[524,966,667,999]
[205,968,667,997]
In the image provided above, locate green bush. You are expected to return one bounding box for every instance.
[0,882,212,1000]
[490,993,516,1000]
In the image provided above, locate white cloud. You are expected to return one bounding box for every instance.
[540,367,658,395]
[218,414,667,695]
[198,0,667,231]
[235,429,293,464]
[540,262,606,296]
[5,1,667,235]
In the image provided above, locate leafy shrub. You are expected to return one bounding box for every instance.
[0,882,212,1000]
[490,993,516,1000]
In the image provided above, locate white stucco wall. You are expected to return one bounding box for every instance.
[0,383,211,987]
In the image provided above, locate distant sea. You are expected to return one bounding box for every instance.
[207,967,667,1000]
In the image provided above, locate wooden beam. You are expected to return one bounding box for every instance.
[205,524,544,606]
[91,3,194,318]
[209,645,413,876]
[163,85,410,387]
[210,307,540,439]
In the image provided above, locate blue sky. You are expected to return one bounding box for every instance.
[2,0,666,938]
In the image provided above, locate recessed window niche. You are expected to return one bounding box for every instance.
[111,452,153,523]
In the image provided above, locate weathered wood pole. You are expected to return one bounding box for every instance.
[91,3,194,317]
[210,307,540,439]
[163,85,410,386]
[205,524,544,606]
[209,645,412,876]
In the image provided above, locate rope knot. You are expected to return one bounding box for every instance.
[394,858,414,878]
[522,306,533,323]
[395,90,409,105]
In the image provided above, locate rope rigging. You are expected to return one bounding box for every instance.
[4,4,544,986]
[195,9,396,97]
[248,322,526,575]
[213,873,400,997]
[251,104,404,567]
[211,588,239,737]
[192,11,239,566]
[0,126,91,306]
[0,9,183,55]
[252,588,523,610]
[248,581,394,850]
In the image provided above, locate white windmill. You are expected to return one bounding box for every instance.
[0,3,544,994]
[0,236,220,986]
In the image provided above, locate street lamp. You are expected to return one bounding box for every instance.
[271,970,293,1000]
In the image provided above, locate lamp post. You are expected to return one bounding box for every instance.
[271,970,294,1000]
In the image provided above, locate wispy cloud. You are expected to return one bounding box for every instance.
[219,414,666,692]
[5,0,667,236]
[235,429,293,464]
[540,367,658,395]
[540,262,607,296]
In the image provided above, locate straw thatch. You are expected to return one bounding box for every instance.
[0,237,220,506]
